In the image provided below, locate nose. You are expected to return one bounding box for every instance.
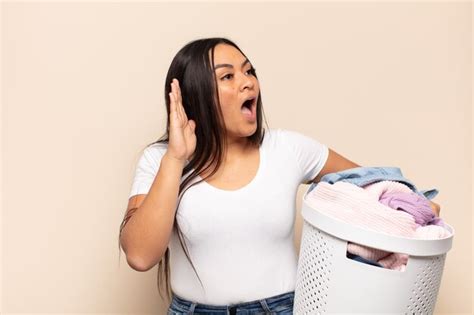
[240,72,255,92]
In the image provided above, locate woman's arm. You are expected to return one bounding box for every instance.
[311,148,441,216]
[311,148,360,184]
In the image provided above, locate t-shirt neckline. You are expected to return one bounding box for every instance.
[195,144,265,193]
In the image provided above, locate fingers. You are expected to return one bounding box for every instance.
[169,91,180,124]
[172,79,187,121]
[429,200,441,217]
[175,81,184,120]
[174,78,183,104]
[169,79,182,122]
[169,91,175,113]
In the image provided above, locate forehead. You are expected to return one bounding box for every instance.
[211,44,245,65]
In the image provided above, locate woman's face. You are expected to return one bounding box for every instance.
[211,44,260,141]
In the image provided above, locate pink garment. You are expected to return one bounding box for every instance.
[306,181,416,270]
[379,191,443,226]
[306,181,451,271]
[346,243,390,261]
[363,180,443,226]
[306,181,417,238]
[415,225,452,239]
[362,180,414,200]
[349,224,450,271]
[379,191,433,224]
[378,253,408,271]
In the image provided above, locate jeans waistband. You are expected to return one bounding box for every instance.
[171,290,295,312]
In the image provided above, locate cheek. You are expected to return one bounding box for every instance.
[217,86,236,107]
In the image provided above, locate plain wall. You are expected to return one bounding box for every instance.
[2,1,472,314]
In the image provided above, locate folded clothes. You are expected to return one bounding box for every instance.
[378,252,409,272]
[306,180,451,270]
[379,191,443,226]
[306,181,417,238]
[414,224,452,239]
[363,180,445,227]
[312,166,439,200]
[347,243,391,261]
[346,252,384,268]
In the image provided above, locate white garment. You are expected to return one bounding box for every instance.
[128,128,329,305]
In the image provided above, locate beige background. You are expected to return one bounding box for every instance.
[1,1,472,314]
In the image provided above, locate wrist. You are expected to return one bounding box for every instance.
[163,152,187,167]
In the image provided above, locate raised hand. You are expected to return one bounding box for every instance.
[166,78,197,163]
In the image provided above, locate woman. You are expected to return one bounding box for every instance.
[118,37,441,314]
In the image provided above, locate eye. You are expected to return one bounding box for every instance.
[221,73,233,80]
[221,68,256,81]
[246,67,256,76]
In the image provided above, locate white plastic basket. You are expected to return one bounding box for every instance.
[294,185,454,314]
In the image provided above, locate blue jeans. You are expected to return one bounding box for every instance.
[167,291,295,314]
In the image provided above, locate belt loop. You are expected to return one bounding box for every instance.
[188,301,197,314]
[259,299,273,313]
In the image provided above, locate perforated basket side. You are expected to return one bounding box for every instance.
[405,254,446,314]
[294,221,337,314]
[296,186,454,314]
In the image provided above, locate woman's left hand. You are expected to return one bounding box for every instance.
[429,200,441,217]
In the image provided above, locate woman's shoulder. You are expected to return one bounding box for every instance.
[265,127,286,138]
[266,127,299,134]
[264,128,299,149]
[146,141,168,151]
[266,128,325,150]
[138,141,168,165]
[266,127,301,141]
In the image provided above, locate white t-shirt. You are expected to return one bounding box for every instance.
[128,128,329,305]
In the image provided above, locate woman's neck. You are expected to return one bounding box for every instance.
[223,138,254,162]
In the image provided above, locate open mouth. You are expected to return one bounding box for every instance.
[240,98,256,120]
[241,97,256,111]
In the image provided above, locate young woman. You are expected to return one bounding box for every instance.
[118,37,441,314]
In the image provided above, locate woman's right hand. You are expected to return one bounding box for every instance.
[167,78,196,163]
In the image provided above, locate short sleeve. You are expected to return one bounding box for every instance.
[279,129,329,184]
[129,143,167,198]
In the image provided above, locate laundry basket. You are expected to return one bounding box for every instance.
[294,185,454,314]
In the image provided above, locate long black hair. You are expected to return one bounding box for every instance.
[119,37,269,303]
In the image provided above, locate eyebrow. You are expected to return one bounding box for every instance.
[214,59,250,71]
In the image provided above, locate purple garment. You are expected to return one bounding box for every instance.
[379,191,444,227]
